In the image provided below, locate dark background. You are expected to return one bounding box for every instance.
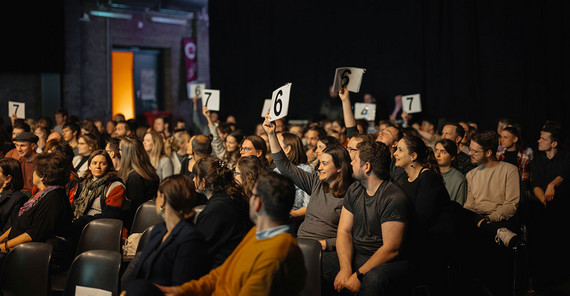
[208,0,570,148]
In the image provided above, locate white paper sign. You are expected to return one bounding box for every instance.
[332,67,366,93]
[187,82,206,99]
[202,89,220,111]
[75,285,112,296]
[260,99,272,118]
[354,103,376,121]
[401,93,422,114]
[269,83,291,121]
[8,101,25,119]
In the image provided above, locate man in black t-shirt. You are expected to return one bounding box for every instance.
[324,140,412,296]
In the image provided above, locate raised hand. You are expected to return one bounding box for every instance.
[262,111,275,135]
[338,87,350,102]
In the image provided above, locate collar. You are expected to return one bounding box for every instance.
[255,224,291,240]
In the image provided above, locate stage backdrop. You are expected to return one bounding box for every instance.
[208,0,570,147]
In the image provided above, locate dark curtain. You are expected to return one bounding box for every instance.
[208,0,570,147]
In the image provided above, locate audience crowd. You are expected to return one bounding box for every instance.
[0,88,568,296]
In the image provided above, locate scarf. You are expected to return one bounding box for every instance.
[72,174,114,220]
[19,185,62,217]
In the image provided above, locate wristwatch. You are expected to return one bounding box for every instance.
[356,269,365,282]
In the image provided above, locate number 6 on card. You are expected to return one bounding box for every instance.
[202,89,220,111]
[269,83,291,121]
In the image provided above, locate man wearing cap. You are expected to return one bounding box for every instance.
[12,132,39,195]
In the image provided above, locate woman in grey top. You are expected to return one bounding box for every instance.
[263,115,353,251]
[434,139,467,205]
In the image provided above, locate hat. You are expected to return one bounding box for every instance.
[13,132,39,143]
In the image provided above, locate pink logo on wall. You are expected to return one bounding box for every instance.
[184,38,197,97]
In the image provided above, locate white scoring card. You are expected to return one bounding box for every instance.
[401,93,422,114]
[269,83,292,121]
[332,67,366,93]
[187,82,206,99]
[202,89,220,111]
[354,103,376,121]
[260,99,272,118]
[8,101,25,119]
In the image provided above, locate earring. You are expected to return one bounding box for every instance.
[159,205,165,212]
[410,163,414,168]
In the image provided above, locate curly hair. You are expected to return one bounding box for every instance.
[35,153,70,186]
[237,155,266,197]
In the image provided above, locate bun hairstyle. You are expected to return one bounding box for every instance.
[159,174,198,219]
[193,156,247,201]
[402,135,441,176]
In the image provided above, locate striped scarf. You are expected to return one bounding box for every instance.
[18,185,63,217]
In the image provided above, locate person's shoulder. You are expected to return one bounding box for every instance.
[447,167,465,179]
[383,181,407,199]
[497,161,518,173]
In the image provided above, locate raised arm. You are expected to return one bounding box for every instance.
[203,106,226,158]
[339,88,357,138]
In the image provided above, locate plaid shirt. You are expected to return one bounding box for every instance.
[496,147,532,182]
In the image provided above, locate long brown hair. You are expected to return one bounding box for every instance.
[322,145,353,198]
[145,130,168,167]
[193,156,247,201]
[82,150,115,180]
[280,132,307,165]
[159,175,197,219]
[118,137,159,183]
[236,155,266,197]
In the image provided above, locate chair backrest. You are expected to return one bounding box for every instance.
[76,218,123,255]
[193,204,206,224]
[64,250,122,296]
[0,242,53,296]
[136,224,155,253]
[297,238,322,296]
[130,200,163,234]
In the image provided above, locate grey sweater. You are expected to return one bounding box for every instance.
[273,151,344,251]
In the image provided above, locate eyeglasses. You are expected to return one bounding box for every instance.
[468,147,483,154]
[240,147,253,152]
[347,147,358,153]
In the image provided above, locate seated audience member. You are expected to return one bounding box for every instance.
[329,119,348,146]
[304,125,326,156]
[153,116,171,139]
[327,140,412,296]
[118,137,160,231]
[62,121,81,155]
[48,141,80,200]
[114,113,126,122]
[527,124,570,291]
[376,121,406,187]
[441,121,477,175]
[173,118,187,131]
[115,121,133,138]
[264,115,353,252]
[165,130,190,174]
[497,126,532,184]
[54,109,68,134]
[3,121,31,160]
[94,120,105,136]
[240,135,270,168]
[434,139,467,205]
[0,158,28,233]
[234,155,266,197]
[0,154,72,267]
[122,175,208,295]
[81,119,104,149]
[288,124,304,139]
[203,106,244,169]
[34,126,49,153]
[11,132,39,194]
[106,120,117,138]
[181,135,212,178]
[105,137,121,170]
[47,131,63,143]
[69,150,125,244]
[458,122,472,154]
[72,133,98,178]
[143,131,174,181]
[192,156,252,269]
[158,172,306,296]
[312,135,340,170]
[275,132,314,221]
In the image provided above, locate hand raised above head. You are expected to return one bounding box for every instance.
[262,111,275,135]
[338,87,350,102]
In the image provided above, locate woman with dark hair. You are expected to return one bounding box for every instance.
[312,135,340,170]
[394,135,453,293]
[0,153,72,257]
[118,137,160,231]
[72,133,99,178]
[263,115,353,252]
[203,106,244,170]
[276,132,314,220]
[0,158,27,232]
[234,155,265,197]
[69,150,126,244]
[240,135,269,168]
[435,139,467,205]
[122,175,208,295]
[192,156,252,269]
[47,141,80,201]
[81,119,105,149]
